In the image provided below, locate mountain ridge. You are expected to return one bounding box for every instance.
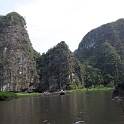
[1,12,124,92]
[74,18,124,87]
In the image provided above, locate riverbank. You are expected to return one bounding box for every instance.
[0,87,114,101]
[0,92,17,101]
[16,92,39,98]
[0,92,39,101]
[66,87,114,93]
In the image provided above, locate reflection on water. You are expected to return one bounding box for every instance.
[0,91,124,124]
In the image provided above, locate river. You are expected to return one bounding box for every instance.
[0,91,124,124]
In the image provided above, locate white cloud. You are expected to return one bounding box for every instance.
[16,0,124,54]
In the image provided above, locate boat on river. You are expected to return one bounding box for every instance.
[60,90,65,95]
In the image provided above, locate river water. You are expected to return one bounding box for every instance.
[0,91,124,124]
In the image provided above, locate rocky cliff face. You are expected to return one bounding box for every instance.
[74,19,124,86]
[75,19,124,60]
[0,12,39,92]
[38,41,84,92]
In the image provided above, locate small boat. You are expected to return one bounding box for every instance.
[60,90,65,95]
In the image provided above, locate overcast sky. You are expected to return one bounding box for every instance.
[1,0,124,54]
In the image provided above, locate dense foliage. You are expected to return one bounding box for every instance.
[37,41,85,92]
[74,18,124,88]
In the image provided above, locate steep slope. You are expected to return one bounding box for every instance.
[0,12,39,92]
[38,41,85,92]
[75,19,124,86]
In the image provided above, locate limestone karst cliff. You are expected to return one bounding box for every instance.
[0,12,39,92]
[2,12,124,92]
[37,41,85,92]
[74,19,124,87]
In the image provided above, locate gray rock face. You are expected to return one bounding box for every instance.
[0,12,39,92]
[38,41,84,91]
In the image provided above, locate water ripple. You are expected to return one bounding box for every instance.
[75,120,84,124]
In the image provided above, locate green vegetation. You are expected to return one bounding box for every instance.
[0,92,17,100]
[0,92,39,101]
[66,86,114,92]
[37,41,85,92]
[16,92,39,98]
[74,18,124,90]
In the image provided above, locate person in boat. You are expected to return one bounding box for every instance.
[60,89,65,95]
[61,89,64,92]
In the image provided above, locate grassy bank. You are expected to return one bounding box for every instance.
[0,92,17,101]
[0,87,114,100]
[16,92,39,98]
[66,87,114,93]
[0,92,39,101]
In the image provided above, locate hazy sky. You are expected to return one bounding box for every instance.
[1,0,124,54]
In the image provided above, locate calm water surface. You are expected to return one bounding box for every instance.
[0,91,124,124]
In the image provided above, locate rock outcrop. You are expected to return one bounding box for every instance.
[0,12,39,92]
[38,41,85,92]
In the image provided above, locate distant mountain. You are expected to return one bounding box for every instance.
[37,41,85,92]
[0,12,39,92]
[74,19,124,87]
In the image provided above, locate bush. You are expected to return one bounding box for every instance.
[95,84,104,89]
[0,92,17,100]
[106,81,115,88]
[67,84,77,90]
